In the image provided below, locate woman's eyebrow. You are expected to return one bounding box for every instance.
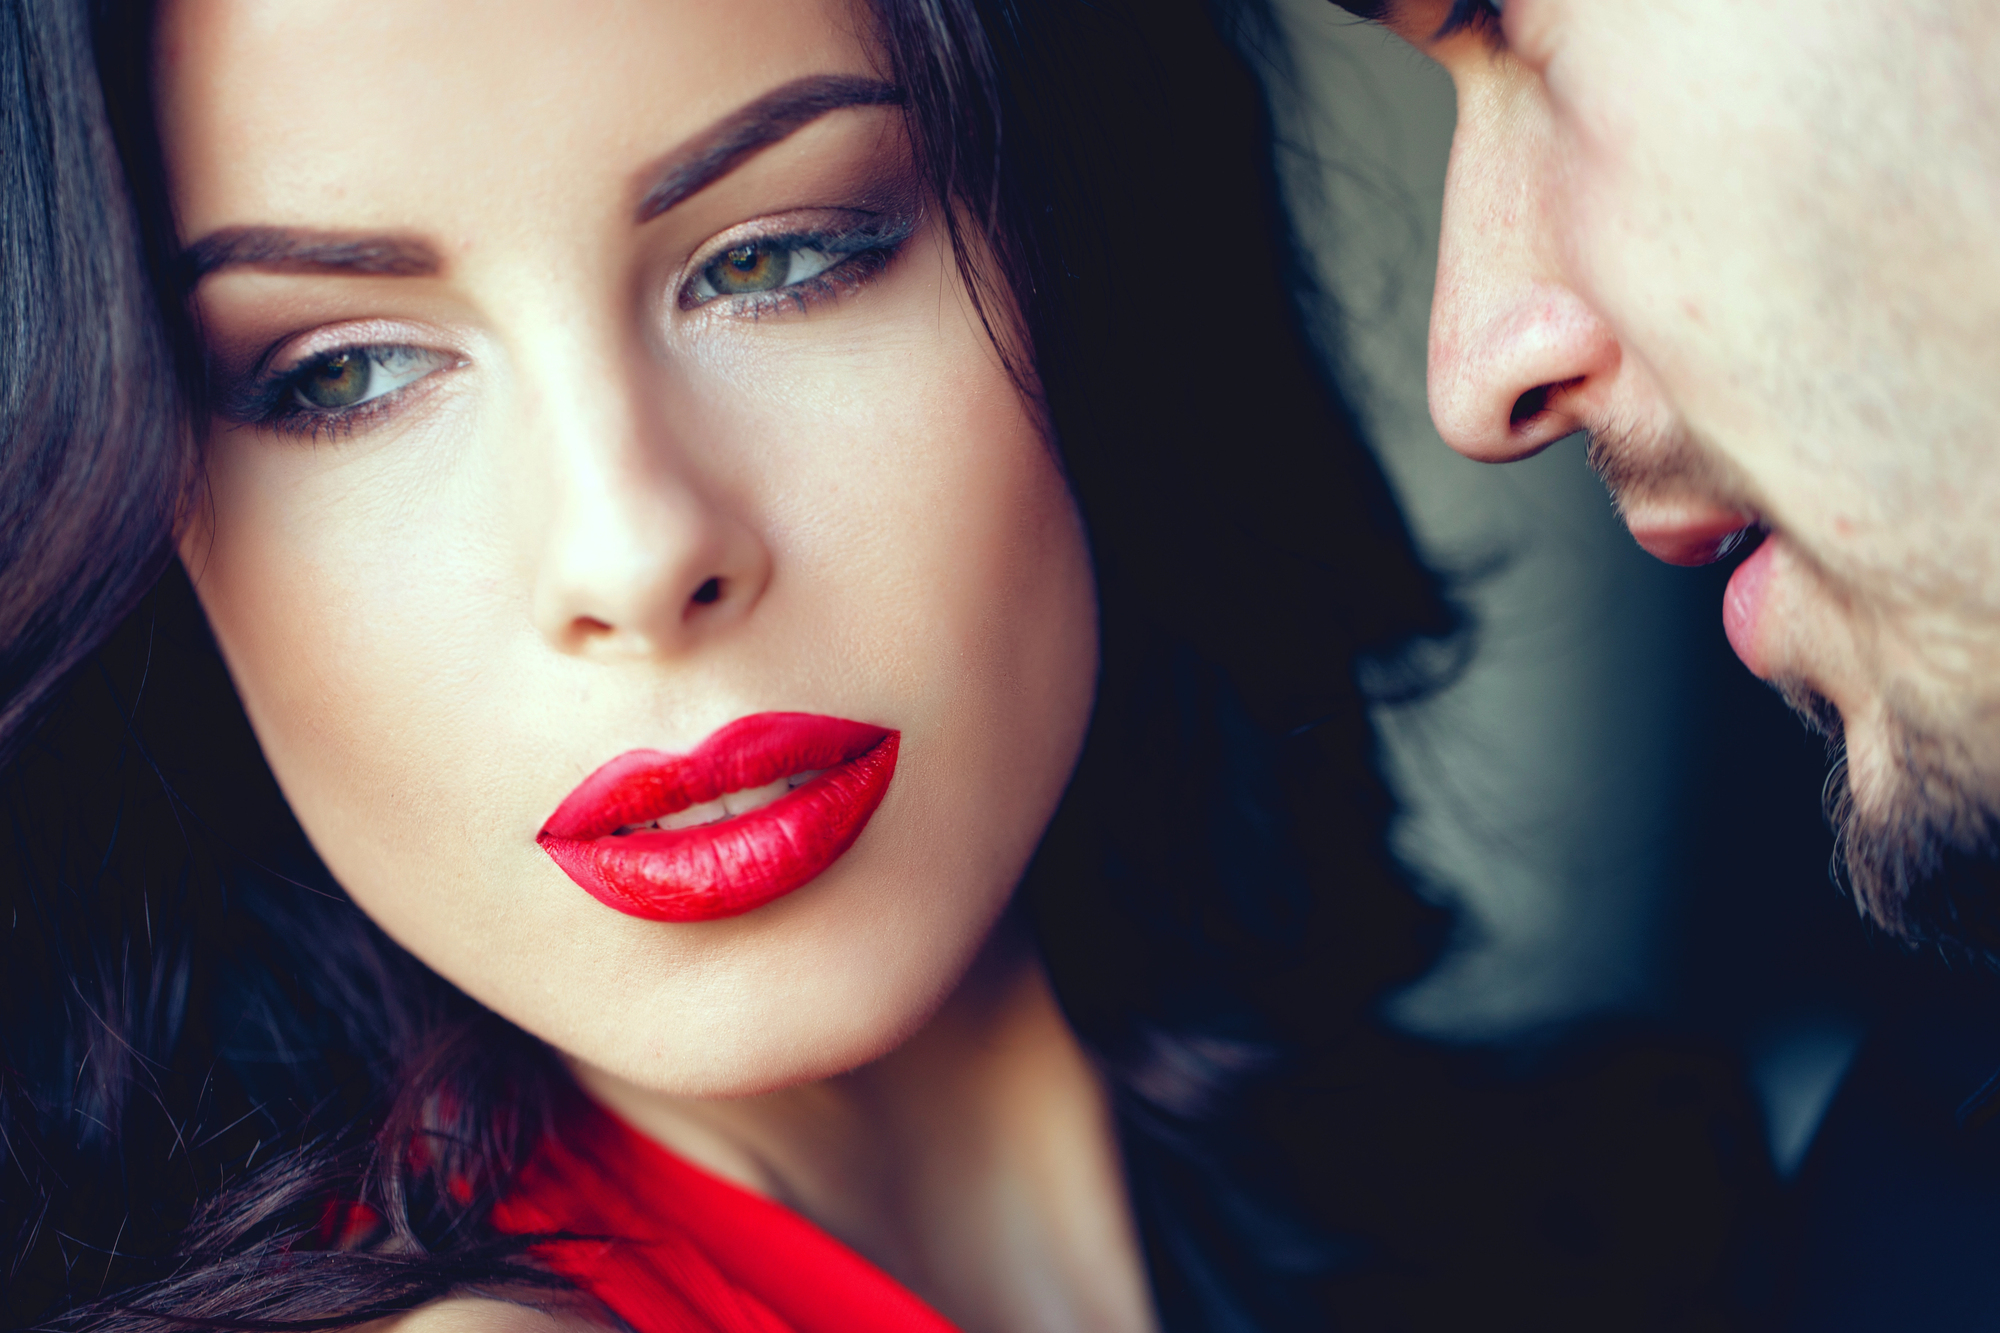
[635,73,903,223]
[181,230,438,284]
[178,73,902,284]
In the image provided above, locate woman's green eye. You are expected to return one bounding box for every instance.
[281,345,455,417]
[706,242,793,295]
[298,350,372,408]
[680,218,917,310]
[688,236,851,306]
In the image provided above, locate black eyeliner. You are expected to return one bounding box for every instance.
[681,209,921,314]
[218,343,456,440]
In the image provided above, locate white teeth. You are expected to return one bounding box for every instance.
[720,775,791,818]
[617,769,824,835]
[658,798,729,832]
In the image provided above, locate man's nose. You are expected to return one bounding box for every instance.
[527,350,772,661]
[1426,58,1619,463]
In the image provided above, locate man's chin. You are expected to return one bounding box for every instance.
[1790,677,2000,965]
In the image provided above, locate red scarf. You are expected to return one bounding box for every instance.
[491,1099,959,1333]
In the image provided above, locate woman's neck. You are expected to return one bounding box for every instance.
[569,918,1159,1333]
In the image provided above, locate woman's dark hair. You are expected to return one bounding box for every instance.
[0,0,190,767]
[2,0,1469,1328]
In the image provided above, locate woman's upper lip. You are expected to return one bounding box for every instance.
[542,712,893,841]
[1622,500,1760,567]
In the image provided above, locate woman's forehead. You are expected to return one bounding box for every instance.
[153,0,878,239]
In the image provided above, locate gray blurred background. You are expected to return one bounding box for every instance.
[1261,0,1870,1178]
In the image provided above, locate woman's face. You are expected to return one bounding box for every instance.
[158,0,1097,1096]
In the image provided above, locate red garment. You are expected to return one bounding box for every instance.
[490,1099,960,1333]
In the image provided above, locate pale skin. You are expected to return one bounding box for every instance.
[352,1297,613,1333]
[1368,0,2000,924]
[155,0,1153,1329]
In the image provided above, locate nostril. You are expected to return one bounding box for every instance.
[1509,376,1587,432]
[1510,384,1552,427]
[690,577,722,606]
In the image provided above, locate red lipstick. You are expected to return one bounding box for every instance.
[539,713,899,922]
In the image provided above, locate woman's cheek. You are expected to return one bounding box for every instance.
[190,420,515,876]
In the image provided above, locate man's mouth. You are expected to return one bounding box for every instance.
[1722,532,1777,680]
[1617,496,1777,678]
[1622,501,1760,567]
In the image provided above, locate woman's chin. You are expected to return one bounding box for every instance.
[562,986,931,1103]
[542,906,983,1102]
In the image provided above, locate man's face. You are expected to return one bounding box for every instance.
[1369,0,2000,941]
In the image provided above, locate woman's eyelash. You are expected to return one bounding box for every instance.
[216,216,917,439]
[223,344,458,440]
[1435,0,1504,40]
[679,213,918,315]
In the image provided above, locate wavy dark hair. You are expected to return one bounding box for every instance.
[1,0,1471,1329]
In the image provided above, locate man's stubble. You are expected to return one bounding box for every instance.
[1587,419,2000,966]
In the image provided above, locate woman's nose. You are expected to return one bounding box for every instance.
[1425,61,1620,463]
[528,371,771,660]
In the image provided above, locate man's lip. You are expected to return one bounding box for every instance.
[1722,534,1777,680]
[541,713,892,840]
[1623,502,1760,567]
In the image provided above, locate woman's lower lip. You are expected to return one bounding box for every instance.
[1723,535,1776,679]
[538,713,899,923]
